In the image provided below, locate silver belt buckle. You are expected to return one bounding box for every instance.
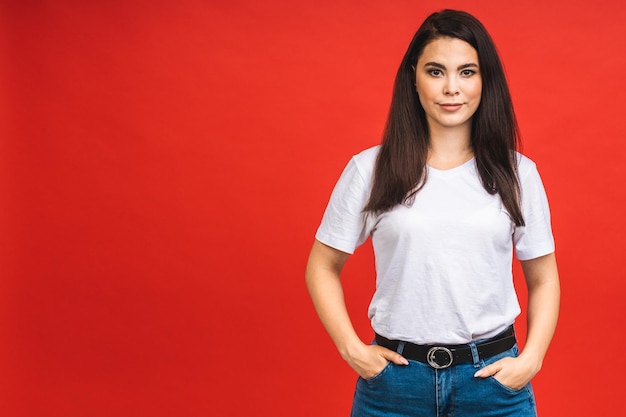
[427,346,453,369]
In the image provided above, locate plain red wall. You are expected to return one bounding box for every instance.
[2,1,625,415]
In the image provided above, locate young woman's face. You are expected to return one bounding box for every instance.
[415,37,482,134]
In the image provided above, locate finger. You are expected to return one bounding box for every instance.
[379,348,409,366]
[474,363,501,378]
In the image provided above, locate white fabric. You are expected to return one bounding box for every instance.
[315,145,555,344]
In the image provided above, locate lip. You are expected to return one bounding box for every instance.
[439,103,464,111]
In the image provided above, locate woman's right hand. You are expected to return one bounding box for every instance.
[305,240,409,379]
[343,342,409,379]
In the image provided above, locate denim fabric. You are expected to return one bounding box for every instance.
[350,344,537,417]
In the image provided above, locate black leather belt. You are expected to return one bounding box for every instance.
[375,325,516,369]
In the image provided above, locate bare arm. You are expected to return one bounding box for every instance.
[475,252,560,388]
[305,239,408,379]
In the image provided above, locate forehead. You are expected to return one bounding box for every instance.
[417,37,478,64]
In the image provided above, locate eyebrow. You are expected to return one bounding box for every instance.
[423,62,479,70]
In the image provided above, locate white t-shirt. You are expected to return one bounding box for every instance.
[315,145,555,344]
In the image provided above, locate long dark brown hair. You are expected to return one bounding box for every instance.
[364,9,525,226]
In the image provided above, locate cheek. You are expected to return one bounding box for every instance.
[472,91,482,105]
[471,81,482,100]
[415,81,436,102]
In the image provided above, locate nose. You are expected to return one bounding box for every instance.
[444,76,460,95]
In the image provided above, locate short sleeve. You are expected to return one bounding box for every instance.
[513,159,555,260]
[315,157,372,254]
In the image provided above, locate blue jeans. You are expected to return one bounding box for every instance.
[351,344,537,417]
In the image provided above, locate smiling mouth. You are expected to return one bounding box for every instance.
[439,103,463,111]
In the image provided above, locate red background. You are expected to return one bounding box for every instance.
[2,1,625,415]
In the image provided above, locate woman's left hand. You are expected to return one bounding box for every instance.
[473,354,540,390]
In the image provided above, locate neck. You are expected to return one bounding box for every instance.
[427,124,473,170]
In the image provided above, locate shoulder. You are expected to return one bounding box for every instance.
[350,145,380,180]
[515,152,539,180]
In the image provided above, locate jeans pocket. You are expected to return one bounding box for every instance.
[488,374,524,393]
[363,361,392,384]
[481,345,525,394]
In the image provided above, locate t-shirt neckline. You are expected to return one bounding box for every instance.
[427,157,476,176]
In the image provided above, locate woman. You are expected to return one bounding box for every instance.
[305,9,559,417]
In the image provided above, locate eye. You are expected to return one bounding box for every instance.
[427,69,444,77]
[460,69,477,77]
